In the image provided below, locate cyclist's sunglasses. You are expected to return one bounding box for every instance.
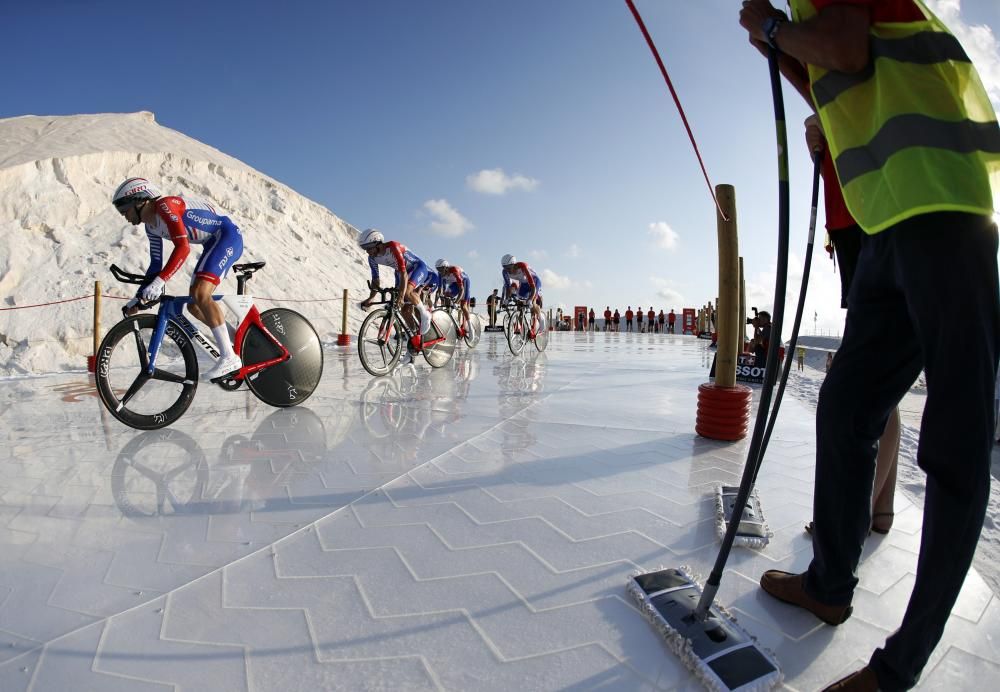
[114,199,141,217]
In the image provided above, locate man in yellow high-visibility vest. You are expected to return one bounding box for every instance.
[739,2,1000,690]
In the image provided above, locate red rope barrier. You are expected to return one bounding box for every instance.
[0,293,339,310]
[624,0,727,221]
[0,296,92,311]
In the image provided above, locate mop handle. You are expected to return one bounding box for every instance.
[696,44,791,619]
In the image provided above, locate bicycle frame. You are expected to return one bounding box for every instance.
[144,293,289,381]
[369,288,447,350]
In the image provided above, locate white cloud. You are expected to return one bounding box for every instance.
[926,0,1000,109]
[529,249,548,260]
[466,168,540,195]
[541,268,574,290]
[423,199,474,237]
[467,249,479,259]
[650,277,684,306]
[648,222,679,251]
[566,243,581,258]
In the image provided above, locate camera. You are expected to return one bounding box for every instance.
[746,306,758,326]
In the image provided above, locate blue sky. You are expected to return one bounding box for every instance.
[3,0,998,333]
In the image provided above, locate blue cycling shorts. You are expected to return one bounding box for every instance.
[193,220,243,286]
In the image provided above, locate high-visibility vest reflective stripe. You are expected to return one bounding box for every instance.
[789,0,1000,234]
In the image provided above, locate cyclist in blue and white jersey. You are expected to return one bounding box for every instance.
[112,177,244,380]
[421,269,441,310]
[435,259,473,330]
[357,229,432,352]
[501,254,544,336]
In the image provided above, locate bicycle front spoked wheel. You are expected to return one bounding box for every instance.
[95,314,199,430]
[506,311,527,355]
[423,309,457,368]
[358,308,405,376]
[242,308,324,407]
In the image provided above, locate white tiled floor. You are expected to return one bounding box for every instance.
[1,331,997,690]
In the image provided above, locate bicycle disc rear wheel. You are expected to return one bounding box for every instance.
[242,308,324,407]
[95,314,199,430]
[423,309,457,367]
[534,318,549,352]
[506,311,527,355]
[359,308,404,376]
[463,312,482,349]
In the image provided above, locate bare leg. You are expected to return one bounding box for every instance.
[190,279,225,328]
[871,406,901,532]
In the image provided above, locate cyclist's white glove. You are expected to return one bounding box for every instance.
[141,276,165,302]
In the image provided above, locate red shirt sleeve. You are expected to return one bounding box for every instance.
[155,197,190,281]
[515,263,535,291]
[810,0,924,22]
[386,241,407,276]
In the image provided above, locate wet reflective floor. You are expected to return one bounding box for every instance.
[1,332,997,690]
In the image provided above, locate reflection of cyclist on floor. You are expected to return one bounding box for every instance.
[358,229,433,355]
[112,408,328,518]
[112,177,244,381]
[500,254,543,335]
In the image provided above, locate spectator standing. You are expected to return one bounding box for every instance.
[647,307,655,333]
[588,308,596,332]
[636,307,644,333]
[668,309,676,334]
[625,306,634,332]
[613,308,621,332]
[658,309,665,333]
[603,306,612,332]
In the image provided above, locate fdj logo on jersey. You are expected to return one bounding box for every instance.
[217,246,234,270]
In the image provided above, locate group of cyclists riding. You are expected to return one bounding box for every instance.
[356,228,544,361]
[110,176,545,381]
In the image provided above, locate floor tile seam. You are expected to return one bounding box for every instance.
[312,513,659,585]
[291,562,659,675]
[930,643,1000,670]
[387,486,693,527]
[358,503,685,551]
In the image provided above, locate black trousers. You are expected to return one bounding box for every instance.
[804,212,999,690]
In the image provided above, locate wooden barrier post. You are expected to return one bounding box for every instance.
[739,257,746,354]
[88,281,101,373]
[337,289,352,346]
[715,185,739,387]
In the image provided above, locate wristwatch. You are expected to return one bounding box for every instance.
[762,16,785,50]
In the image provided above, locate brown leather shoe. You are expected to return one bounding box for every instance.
[822,666,879,691]
[759,570,852,625]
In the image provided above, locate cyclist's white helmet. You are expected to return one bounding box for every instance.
[112,177,161,211]
[435,258,450,270]
[501,254,517,267]
[358,228,384,248]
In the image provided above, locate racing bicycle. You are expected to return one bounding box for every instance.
[96,262,324,430]
[358,284,457,376]
[502,298,548,355]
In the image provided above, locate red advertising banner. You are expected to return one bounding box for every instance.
[682,308,696,335]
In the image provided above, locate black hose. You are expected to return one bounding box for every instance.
[696,45,790,618]
[754,151,822,481]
